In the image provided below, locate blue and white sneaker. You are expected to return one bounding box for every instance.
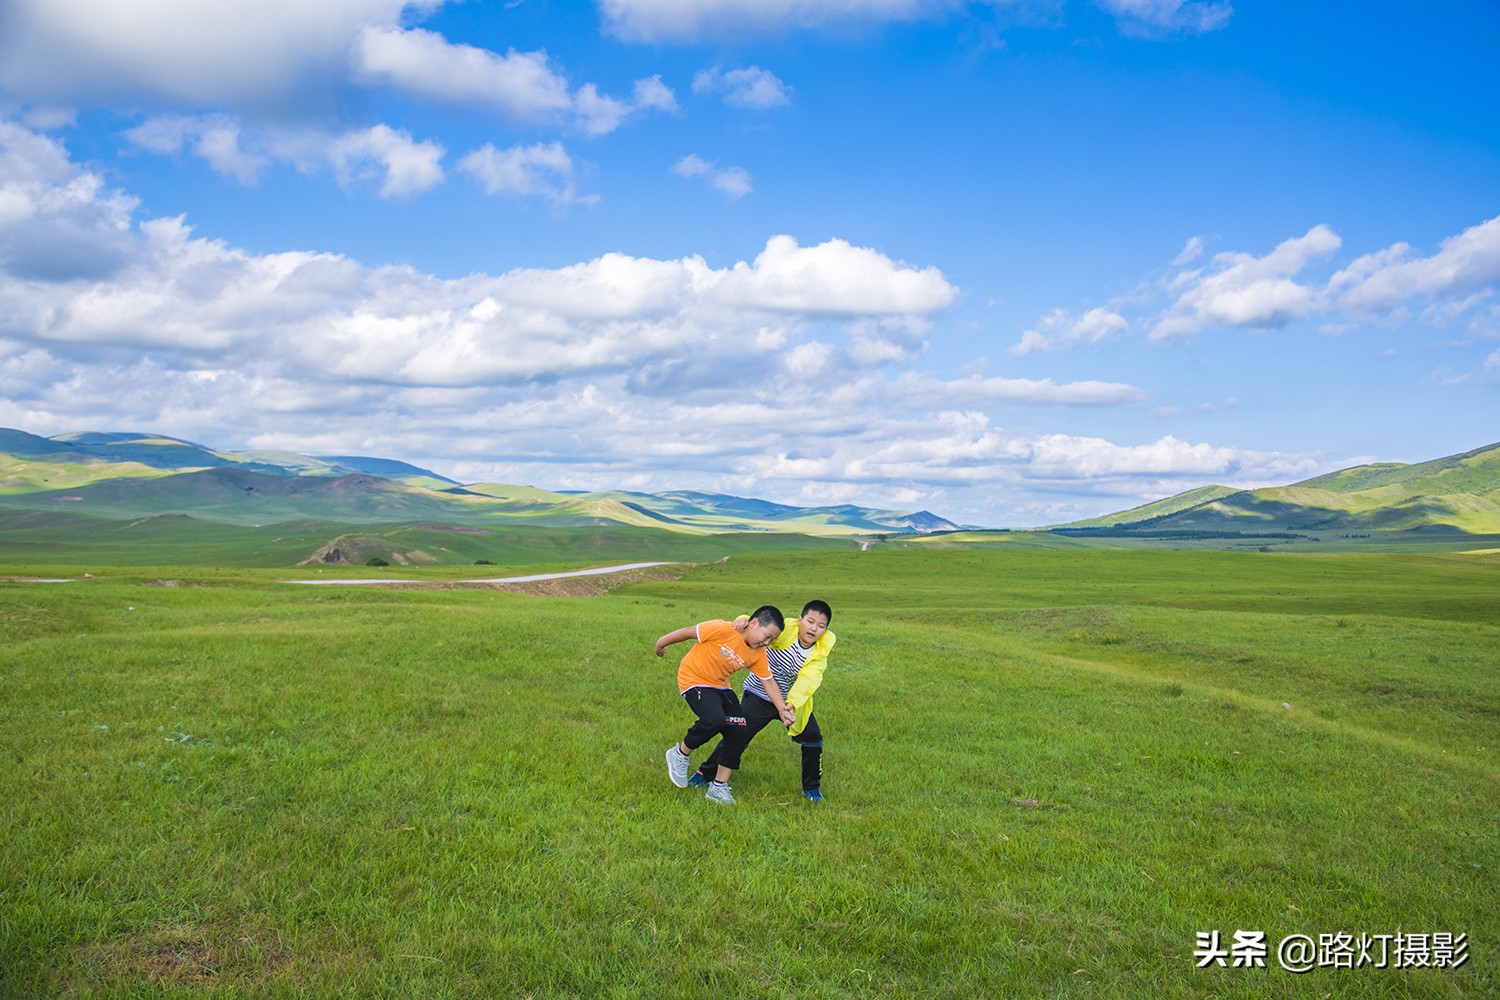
[687,772,709,787]
[665,745,691,787]
[705,781,736,805]
[802,789,824,803]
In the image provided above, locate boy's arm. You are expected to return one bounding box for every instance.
[786,632,835,707]
[653,625,698,657]
[761,678,796,726]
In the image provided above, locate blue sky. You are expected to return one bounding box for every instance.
[1,0,1497,527]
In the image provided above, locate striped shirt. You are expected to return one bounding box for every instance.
[743,638,809,702]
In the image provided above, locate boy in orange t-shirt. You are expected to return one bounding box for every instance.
[653,606,795,805]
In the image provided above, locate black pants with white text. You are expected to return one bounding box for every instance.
[697,693,823,790]
[680,686,746,752]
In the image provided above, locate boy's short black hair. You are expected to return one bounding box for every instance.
[800,599,832,623]
[749,605,785,630]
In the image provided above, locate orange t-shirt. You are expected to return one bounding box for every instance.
[676,620,772,693]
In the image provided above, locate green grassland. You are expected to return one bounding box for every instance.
[0,510,854,569]
[2,550,1497,997]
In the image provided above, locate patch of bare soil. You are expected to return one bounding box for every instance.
[79,919,294,990]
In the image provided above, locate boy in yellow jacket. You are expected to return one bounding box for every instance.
[690,600,836,803]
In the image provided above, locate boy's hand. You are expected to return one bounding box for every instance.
[779,705,796,726]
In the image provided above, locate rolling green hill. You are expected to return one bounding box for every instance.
[0,429,456,487]
[1052,440,1500,540]
[7,428,1498,560]
[0,428,964,550]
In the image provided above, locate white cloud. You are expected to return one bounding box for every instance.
[673,154,753,200]
[1330,214,1500,313]
[692,67,792,109]
[600,0,949,42]
[125,115,444,199]
[0,117,1072,520]
[1010,306,1128,355]
[351,26,572,119]
[0,119,137,282]
[459,142,583,204]
[1172,235,1204,266]
[1151,225,1341,341]
[1022,433,1287,479]
[1097,0,1233,36]
[0,118,1429,528]
[353,27,676,136]
[326,125,445,198]
[0,0,411,106]
[125,116,269,185]
[601,0,1231,42]
[633,76,680,114]
[714,235,956,314]
[892,372,1147,406]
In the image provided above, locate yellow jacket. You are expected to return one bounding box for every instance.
[740,616,836,737]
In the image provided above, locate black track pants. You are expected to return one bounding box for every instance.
[697,693,824,790]
[680,686,746,751]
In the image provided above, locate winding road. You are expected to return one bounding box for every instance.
[284,561,676,585]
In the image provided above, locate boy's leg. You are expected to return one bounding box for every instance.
[694,736,724,783]
[794,712,823,791]
[680,687,734,752]
[711,694,778,780]
[669,687,737,786]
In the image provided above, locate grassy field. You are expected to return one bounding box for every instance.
[2,550,1496,997]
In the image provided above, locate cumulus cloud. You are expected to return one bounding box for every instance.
[124,115,445,199]
[0,0,411,106]
[0,119,138,282]
[1019,432,1301,479]
[0,4,674,147]
[999,216,1500,404]
[125,115,269,185]
[715,235,956,314]
[325,125,445,198]
[0,118,1386,528]
[1010,306,1128,355]
[0,117,1199,525]
[352,27,676,135]
[1329,214,1500,314]
[351,26,572,119]
[673,154,753,200]
[3,121,955,379]
[692,67,792,109]
[459,142,584,204]
[1150,225,1341,341]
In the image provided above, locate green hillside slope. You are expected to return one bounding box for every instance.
[1296,440,1500,494]
[1051,485,1240,529]
[1060,441,1500,539]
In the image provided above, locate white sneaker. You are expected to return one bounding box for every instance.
[705,782,736,805]
[665,745,691,787]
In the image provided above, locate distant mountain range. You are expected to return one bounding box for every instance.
[0,428,963,537]
[4,430,1498,557]
[1048,440,1500,538]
